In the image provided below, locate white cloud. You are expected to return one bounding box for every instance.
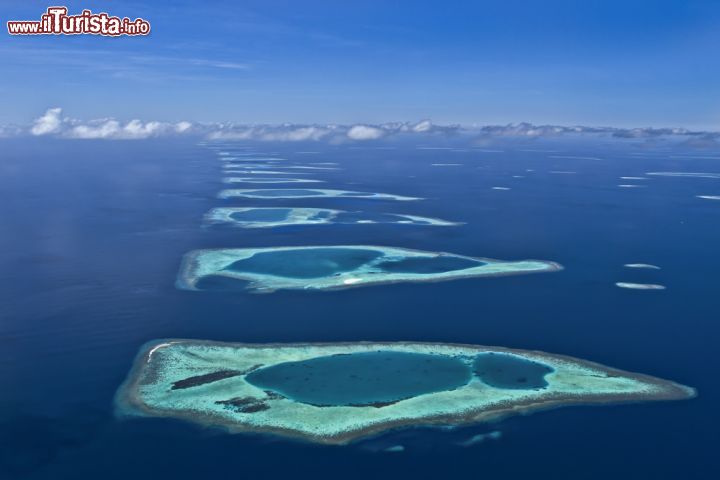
[8,107,719,143]
[347,125,385,140]
[412,120,433,132]
[175,121,193,133]
[208,125,337,142]
[31,107,63,136]
[264,126,332,141]
[67,119,184,139]
[69,120,122,139]
[28,108,194,139]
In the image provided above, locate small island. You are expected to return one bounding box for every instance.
[116,340,695,445]
[217,189,421,201]
[176,245,561,292]
[205,207,460,229]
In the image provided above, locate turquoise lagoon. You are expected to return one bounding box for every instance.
[176,246,562,293]
[205,207,460,228]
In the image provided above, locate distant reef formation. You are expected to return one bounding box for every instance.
[176,245,562,293]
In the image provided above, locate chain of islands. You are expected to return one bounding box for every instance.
[176,245,562,293]
[116,340,695,445]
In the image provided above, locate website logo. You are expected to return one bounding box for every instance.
[7,7,151,36]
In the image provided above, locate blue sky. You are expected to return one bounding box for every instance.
[2,0,720,128]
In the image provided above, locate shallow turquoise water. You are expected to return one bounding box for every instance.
[245,351,472,406]
[219,247,484,282]
[340,191,374,196]
[229,209,292,222]
[334,211,432,224]
[224,248,383,278]
[308,210,334,220]
[473,353,554,389]
[244,189,321,197]
[376,256,483,274]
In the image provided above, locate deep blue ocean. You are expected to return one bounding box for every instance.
[1,136,718,479]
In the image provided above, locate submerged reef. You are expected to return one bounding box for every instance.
[624,263,661,270]
[116,340,695,445]
[204,208,460,229]
[219,170,305,175]
[646,172,720,179]
[616,282,666,290]
[176,245,561,293]
[217,189,421,201]
[222,177,323,184]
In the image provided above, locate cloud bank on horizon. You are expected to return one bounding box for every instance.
[28,107,192,140]
[3,108,718,144]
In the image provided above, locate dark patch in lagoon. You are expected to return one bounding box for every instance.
[473,353,553,389]
[215,397,270,413]
[223,248,384,279]
[171,370,243,390]
[245,351,472,407]
[171,364,263,390]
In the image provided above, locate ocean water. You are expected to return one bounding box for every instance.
[1,137,718,478]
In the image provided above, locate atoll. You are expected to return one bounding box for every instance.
[116,340,695,445]
[176,245,561,293]
[204,208,460,229]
